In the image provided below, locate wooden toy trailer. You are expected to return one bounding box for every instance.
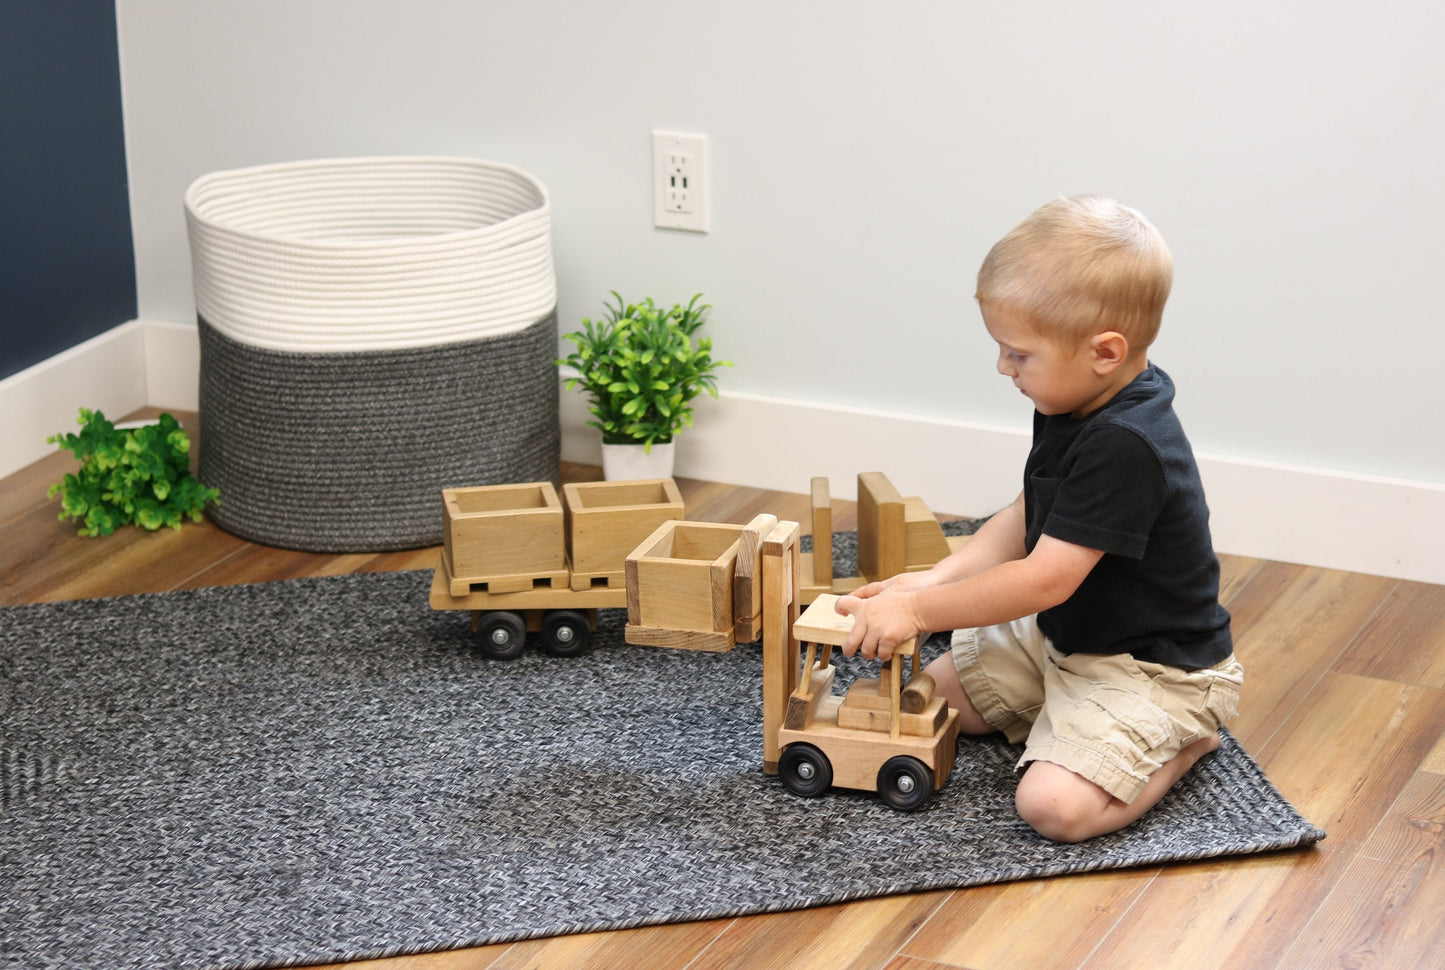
[624,514,961,810]
[429,479,684,659]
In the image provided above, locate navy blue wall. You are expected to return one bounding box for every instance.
[0,1,136,381]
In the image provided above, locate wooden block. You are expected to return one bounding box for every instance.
[761,519,803,771]
[857,472,905,582]
[901,671,936,714]
[903,495,953,570]
[623,623,734,653]
[784,663,837,730]
[793,593,854,647]
[793,593,917,656]
[844,677,891,712]
[625,520,744,639]
[810,476,833,587]
[442,482,565,585]
[562,478,684,578]
[836,696,950,738]
[733,513,778,643]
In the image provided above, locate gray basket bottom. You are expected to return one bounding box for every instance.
[197,314,560,553]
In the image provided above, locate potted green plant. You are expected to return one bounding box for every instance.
[558,292,730,480]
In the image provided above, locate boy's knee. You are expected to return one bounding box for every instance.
[1014,764,1112,843]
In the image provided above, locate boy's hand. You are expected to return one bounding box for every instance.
[849,569,938,602]
[834,590,924,662]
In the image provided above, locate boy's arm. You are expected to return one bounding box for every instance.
[836,530,1104,661]
[851,492,1030,597]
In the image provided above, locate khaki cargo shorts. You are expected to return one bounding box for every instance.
[951,617,1244,804]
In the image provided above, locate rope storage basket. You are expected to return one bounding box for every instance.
[185,156,559,552]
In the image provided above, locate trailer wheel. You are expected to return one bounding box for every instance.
[778,744,833,798]
[539,610,592,658]
[877,756,932,811]
[476,611,528,660]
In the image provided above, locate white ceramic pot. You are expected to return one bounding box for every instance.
[601,441,675,481]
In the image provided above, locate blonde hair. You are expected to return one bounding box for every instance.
[976,196,1173,350]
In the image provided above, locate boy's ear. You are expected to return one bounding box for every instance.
[1091,331,1130,372]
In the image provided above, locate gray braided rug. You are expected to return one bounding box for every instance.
[0,531,1324,970]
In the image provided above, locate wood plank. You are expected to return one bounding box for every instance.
[1082,848,1347,970]
[687,893,951,970]
[1080,670,1445,970]
[1333,580,1445,689]
[1220,560,1395,749]
[904,869,1155,970]
[485,920,728,969]
[1253,675,1445,848]
[1277,772,1445,969]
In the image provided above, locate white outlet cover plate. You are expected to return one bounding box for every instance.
[652,130,709,233]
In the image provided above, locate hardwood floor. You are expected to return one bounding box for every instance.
[4,408,1442,970]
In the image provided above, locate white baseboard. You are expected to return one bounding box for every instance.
[6,325,1441,585]
[143,319,201,412]
[563,385,1445,586]
[1,321,151,478]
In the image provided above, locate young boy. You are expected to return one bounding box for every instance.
[837,195,1242,842]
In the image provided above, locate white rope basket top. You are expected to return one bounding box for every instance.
[185,156,556,353]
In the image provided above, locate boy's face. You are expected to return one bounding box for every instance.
[981,303,1118,419]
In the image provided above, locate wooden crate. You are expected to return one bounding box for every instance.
[442,482,566,592]
[561,478,684,590]
[624,520,744,651]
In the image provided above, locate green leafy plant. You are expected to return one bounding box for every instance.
[558,292,732,451]
[47,409,220,537]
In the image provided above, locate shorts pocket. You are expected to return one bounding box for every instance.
[1080,684,1172,750]
[1199,658,1244,727]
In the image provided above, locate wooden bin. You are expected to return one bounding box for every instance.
[561,478,684,590]
[624,520,745,652]
[442,482,566,593]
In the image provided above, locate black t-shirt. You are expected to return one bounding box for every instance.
[1024,364,1233,669]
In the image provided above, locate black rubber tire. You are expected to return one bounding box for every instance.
[778,744,833,798]
[876,755,932,811]
[476,611,528,660]
[539,610,592,658]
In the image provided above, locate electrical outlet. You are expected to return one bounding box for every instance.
[653,130,709,232]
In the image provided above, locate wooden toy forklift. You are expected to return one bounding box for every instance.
[625,513,961,810]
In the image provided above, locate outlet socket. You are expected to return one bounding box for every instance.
[653,130,709,233]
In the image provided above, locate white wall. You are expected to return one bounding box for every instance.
[103,0,1445,580]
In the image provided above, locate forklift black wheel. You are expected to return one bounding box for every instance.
[778,744,833,798]
[476,611,528,660]
[539,610,592,658]
[877,756,932,811]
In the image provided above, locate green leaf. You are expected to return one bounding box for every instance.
[557,292,731,446]
[46,408,219,538]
